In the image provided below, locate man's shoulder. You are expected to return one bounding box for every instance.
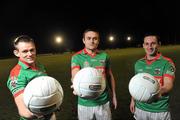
[161,55,174,64]
[9,64,22,77]
[136,57,145,62]
[134,57,145,67]
[159,55,175,69]
[72,49,84,57]
[97,50,109,56]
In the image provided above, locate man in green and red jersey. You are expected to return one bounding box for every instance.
[7,35,56,120]
[130,34,176,120]
[71,28,117,120]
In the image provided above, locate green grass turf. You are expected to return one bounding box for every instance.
[0,45,180,120]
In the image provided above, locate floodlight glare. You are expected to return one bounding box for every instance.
[127,36,131,41]
[55,36,63,44]
[109,36,114,42]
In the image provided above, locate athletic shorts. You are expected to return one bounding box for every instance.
[134,107,171,120]
[78,102,111,120]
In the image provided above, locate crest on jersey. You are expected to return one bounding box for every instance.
[99,60,105,66]
[83,61,90,67]
[10,76,18,87]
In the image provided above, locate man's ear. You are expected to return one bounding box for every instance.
[142,43,145,49]
[13,50,19,57]
[82,38,85,44]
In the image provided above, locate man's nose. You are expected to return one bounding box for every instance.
[148,44,153,48]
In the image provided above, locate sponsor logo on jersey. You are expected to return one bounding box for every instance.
[154,68,161,74]
[166,65,175,75]
[138,69,143,72]
[91,59,97,62]
[169,66,175,72]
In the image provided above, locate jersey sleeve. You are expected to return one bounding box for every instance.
[7,73,27,97]
[134,61,139,74]
[71,55,80,70]
[106,54,111,70]
[163,61,176,79]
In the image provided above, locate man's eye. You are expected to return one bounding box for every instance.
[152,42,156,45]
[93,38,98,40]
[30,49,35,52]
[22,50,28,53]
[145,43,149,46]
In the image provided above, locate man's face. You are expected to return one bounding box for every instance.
[14,42,36,64]
[83,31,99,51]
[143,36,159,56]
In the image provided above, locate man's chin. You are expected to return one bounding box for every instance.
[149,52,156,56]
[88,47,97,51]
[26,60,35,64]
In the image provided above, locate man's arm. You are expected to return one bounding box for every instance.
[14,94,35,119]
[71,68,80,95]
[108,69,117,109]
[15,93,53,119]
[159,76,175,96]
[130,97,135,113]
[71,68,80,83]
[159,60,175,96]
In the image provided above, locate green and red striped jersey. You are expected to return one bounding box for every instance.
[71,48,111,106]
[7,59,47,98]
[135,53,176,112]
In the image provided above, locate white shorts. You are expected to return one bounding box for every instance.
[78,102,111,120]
[134,107,171,120]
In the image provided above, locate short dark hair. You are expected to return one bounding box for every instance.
[144,33,161,44]
[83,28,100,38]
[14,35,35,49]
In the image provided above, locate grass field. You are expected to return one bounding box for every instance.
[0,45,180,120]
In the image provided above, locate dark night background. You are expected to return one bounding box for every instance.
[0,0,179,58]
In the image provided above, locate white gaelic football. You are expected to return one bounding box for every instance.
[23,76,64,115]
[73,67,106,99]
[128,73,160,102]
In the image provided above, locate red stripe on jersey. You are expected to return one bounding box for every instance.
[71,66,80,70]
[95,66,105,69]
[84,48,97,58]
[95,66,106,75]
[154,76,163,86]
[14,89,24,98]
[145,53,161,65]
[162,56,175,66]
[10,64,21,79]
[72,50,83,56]
[164,74,175,79]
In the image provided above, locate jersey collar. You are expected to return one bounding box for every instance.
[144,53,161,65]
[18,59,38,70]
[83,48,99,57]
